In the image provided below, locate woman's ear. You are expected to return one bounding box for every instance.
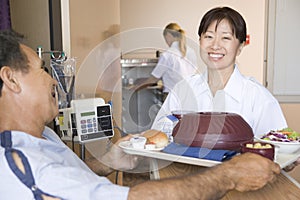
[237,42,245,56]
[0,66,21,93]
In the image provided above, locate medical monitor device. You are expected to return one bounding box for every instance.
[65,98,114,143]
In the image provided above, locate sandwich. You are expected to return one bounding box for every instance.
[142,129,169,148]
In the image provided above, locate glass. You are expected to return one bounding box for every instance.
[50,58,76,109]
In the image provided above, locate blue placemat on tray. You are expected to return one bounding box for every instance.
[163,142,237,162]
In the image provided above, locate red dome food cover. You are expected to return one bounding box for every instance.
[172,112,254,151]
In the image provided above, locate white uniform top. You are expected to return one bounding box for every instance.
[152,66,287,136]
[151,41,197,93]
[0,126,129,200]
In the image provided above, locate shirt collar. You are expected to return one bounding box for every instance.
[198,65,244,102]
[166,41,181,57]
[194,71,210,95]
[224,65,244,102]
[170,41,179,48]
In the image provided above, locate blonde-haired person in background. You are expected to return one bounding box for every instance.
[132,23,198,98]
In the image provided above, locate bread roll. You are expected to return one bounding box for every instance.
[142,129,168,148]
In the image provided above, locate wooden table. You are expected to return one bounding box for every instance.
[222,173,300,200]
[120,141,300,199]
[157,162,300,200]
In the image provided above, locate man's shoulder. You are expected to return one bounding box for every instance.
[43,126,62,142]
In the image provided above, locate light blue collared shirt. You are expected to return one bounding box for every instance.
[0,126,129,200]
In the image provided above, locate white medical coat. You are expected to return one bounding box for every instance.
[152,66,287,136]
[151,41,197,93]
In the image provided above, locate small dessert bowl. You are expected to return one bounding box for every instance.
[130,136,147,149]
[240,142,275,161]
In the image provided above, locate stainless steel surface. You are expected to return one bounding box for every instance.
[121,58,159,67]
[121,58,162,133]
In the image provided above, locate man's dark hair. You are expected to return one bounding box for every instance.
[0,29,29,96]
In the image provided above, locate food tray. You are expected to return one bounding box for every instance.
[119,141,300,168]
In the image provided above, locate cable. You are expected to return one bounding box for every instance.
[115,171,119,184]
[113,126,127,137]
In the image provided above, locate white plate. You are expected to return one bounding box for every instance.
[255,136,300,154]
[119,141,165,151]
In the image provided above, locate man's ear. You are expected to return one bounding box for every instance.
[0,66,21,93]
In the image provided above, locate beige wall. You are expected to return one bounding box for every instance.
[281,104,300,132]
[119,0,300,132]
[10,0,51,52]
[69,0,120,66]
[118,0,300,180]
[69,0,122,127]
[72,0,300,133]
[120,0,266,82]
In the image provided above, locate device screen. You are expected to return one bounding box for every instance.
[81,111,95,117]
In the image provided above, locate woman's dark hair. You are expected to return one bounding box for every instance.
[198,7,247,44]
[0,29,29,96]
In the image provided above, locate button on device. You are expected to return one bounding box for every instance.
[82,129,87,134]
[82,135,89,140]
[97,105,110,116]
